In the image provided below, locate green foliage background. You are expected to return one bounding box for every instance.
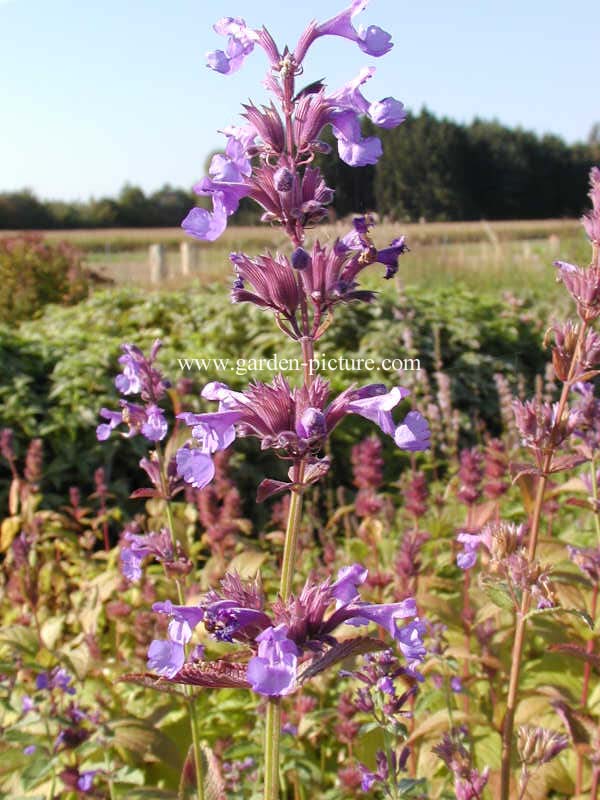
[0,284,549,509]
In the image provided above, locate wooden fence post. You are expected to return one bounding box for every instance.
[180,241,197,277]
[149,244,167,284]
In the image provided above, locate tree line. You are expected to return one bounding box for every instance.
[2,110,599,229]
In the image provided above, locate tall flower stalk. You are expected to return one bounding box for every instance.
[98,4,431,799]
[499,166,600,799]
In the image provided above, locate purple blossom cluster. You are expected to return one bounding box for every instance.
[147,565,425,697]
[97,340,169,443]
[184,2,404,242]
[176,377,429,493]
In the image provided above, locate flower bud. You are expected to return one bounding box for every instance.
[274,166,294,192]
[291,247,311,271]
[296,407,327,440]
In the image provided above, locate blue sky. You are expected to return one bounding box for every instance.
[0,0,597,200]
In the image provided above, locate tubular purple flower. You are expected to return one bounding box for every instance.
[141,404,168,442]
[291,247,311,271]
[176,446,216,489]
[120,528,174,583]
[331,563,369,605]
[178,410,240,454]
[344,597,418,636]
[456,532,483,570]
[153,600,205,645]
[206,17,259,75]
[346,384,410,435]
[329,109,383,166]
[376,236,409,279]
[247,625,299,696]
[313,0,393,58]
[182,195,229,242]
[96,401,167,443]
[396,618,427,672]
[330,67,406,130]
[147,639,185,679]
[394,410,431,451]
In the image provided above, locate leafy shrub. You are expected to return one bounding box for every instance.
[0,284,548,508]
[0,234,88,323]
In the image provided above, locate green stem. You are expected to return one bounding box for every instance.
[155,444,205,800]
[264,698,282,800]
[499,321,588,800]
[264,470,305,800]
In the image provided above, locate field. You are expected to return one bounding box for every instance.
[2,218,588,294]
[1,213,600,800]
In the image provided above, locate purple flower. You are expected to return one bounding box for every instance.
[114,340,168,402]
[182,195,229,242]
[120,528,174,583]
[330,67,406,131]
[331,563,368,605]
[206,17,259,75]
[77,771,98,793]
[36,667,75,695]
[23,745,36,756]
[147,638,185,678]
[376,236,409,279]
[153,599,205,644]
[246,625,299,696]
[394,410,431,451]
[175,446,216,489]
[360,766,377,791]
[346,385,410,436]
[329,109,383,166]
[141,404,168,442]
[456,533,481,570]
[178,409,240,454]
[22,695,35,714]
[96,408,122,441]
[96,400,167,443]
[314,0,393,57]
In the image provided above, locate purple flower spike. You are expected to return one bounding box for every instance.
[247,625,299,696]
[176,446,216,489]
[316,0,393,57]
[147,638,185,679]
